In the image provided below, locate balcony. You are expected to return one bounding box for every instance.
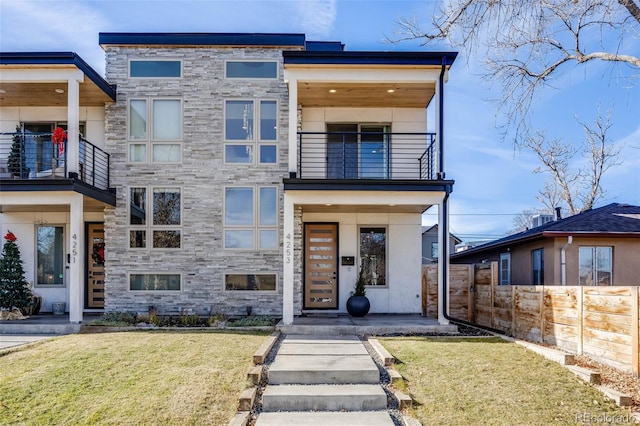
[0,131,110,191]
[295,131,437,180]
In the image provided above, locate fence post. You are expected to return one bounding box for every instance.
[539,287,544,344]
[468,264,475,322]
[490,262,497,329]
[632,286,639,377]
[577,287,583,355]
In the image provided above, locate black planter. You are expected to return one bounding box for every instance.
[346,295,370,317]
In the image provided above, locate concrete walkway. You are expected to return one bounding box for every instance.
[255,335,395,426]
[0,334,55,351]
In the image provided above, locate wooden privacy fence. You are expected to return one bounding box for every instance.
[423,263,640,375]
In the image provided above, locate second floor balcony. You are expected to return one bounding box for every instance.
[296,130,437,181]
[0,131,111,191]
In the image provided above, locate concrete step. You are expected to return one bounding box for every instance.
[268,354,380,384]
[255,411,395,426]
[262,384,387,411]
[278,342,369,356]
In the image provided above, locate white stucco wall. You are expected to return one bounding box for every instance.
[301,211,423,314]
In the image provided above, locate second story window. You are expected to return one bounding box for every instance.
[128,98,182,163]
[130,60,182,78]
[224,99,277,164]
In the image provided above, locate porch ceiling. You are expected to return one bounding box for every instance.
[0,81,112,107]
[296,82,435,108]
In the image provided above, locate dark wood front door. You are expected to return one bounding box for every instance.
[87,223,105,308]
[304,223,339,309]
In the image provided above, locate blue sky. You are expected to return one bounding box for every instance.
[1,0,638,242]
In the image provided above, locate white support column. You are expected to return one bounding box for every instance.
[287,78,298,176]
[437,201,450,325]
[69,193,84,323]
[283,193,295,325]
[66,77,80,175]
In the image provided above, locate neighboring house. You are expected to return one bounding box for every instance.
[451,203,640,286]
[0,52,116,322]
[421,224,461,263]
[1,33,458,324]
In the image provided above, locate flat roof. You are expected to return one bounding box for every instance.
[283,51,458,66]
[99,32,306,47]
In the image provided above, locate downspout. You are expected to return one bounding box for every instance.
[561,236,573,286]
[437,57,505,334]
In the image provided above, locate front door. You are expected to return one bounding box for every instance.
[87,223,105,308]
[304,223,338,309]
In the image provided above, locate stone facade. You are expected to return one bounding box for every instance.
[103,46,294,316]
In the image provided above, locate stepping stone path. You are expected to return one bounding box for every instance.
[254,334,396,425]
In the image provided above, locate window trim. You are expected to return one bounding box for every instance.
[358,226,388,287]
[578,246,613,286]
[128,59,182,79]
[224,60,279,80]
[34,224,66,288]
[532,248,544,285]
[223,185,279,250]
[128,272,182,292]
[499,252,511,285]
[223,272,279,292]
[127,97,183,164]
[223,98,278,165]
[128,186,183,250]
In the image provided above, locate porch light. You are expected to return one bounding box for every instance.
[325,203,332,206]
[54,88,65,94]
[0,89,6,94]
[328,89,337,93]
[387,89,395,93]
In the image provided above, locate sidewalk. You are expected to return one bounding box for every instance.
[0,334,55,351]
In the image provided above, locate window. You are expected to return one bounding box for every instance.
[431,242,438,259]
[327,124,390,179]
[130,60,181,78]
[579,246,613,285]
[128,98,182,163]
[224,99,277,164]
[130,274,181,291]
[22,122,85,174]
[224,186,278,249]
[36,226,64,286]
[225,274,277,291]
[499,252,511,285]
[129,187,181,249]
[532,248,544,285]
[225,61,278,79]
[359,227,386,286]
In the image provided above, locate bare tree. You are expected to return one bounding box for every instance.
[525,109,621,215]
[391,0,640,141]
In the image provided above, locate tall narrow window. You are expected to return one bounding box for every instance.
[359,227,386,286]
[36,226,64,286]
[532,248,544,285]
[499,252,511,285]
[579,246,612,285]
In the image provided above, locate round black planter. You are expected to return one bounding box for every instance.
[346,295,370,317]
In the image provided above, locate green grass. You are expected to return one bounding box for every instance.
[0,331,270,425]
[380,337,636,426]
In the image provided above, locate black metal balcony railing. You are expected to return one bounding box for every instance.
[0,132,110,191]
[297,132,437,180]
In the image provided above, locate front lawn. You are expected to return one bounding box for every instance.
[380,337,636,425]
[0,331,269,425]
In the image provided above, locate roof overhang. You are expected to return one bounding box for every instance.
[0,52,116,107]
[283,51,457,108]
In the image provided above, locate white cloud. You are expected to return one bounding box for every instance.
[292,0,337,39]
[0,1,109,74]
